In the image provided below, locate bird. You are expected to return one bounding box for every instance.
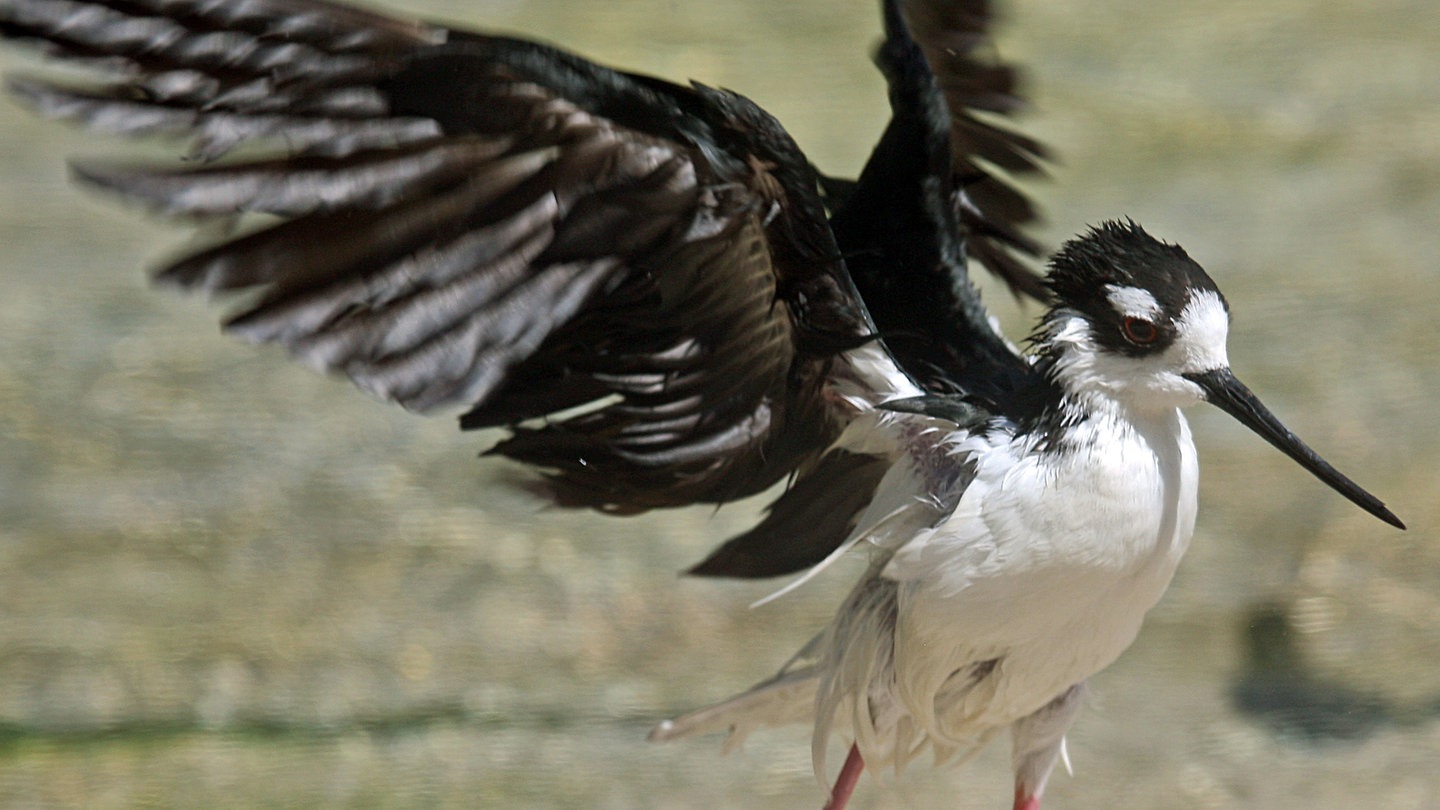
[0,0,1405,809]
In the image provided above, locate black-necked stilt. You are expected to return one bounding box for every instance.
[0,1,1403,808]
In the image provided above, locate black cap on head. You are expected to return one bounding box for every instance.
[1044,220,1227,358]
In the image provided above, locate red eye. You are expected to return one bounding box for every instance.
[1122,317,1159,345]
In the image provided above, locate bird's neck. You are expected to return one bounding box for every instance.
[1015,388,1178,460]
[1024,313,1185,445]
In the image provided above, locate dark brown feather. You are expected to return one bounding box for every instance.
[899,0,1050,298]
[689,449,893,577]
[1,0,874,534]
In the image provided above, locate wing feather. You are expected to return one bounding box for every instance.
[827,0,1044,412]
[69,139,513,217]
[2,0,886,539]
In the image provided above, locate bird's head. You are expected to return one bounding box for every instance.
[1033,219,1403,529]
[1037,219,1230,413]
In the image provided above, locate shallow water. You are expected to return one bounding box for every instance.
[0,1,1437,807]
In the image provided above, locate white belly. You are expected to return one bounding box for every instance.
[882,407,1199,742]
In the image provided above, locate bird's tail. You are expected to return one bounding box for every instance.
[648,665,820,753]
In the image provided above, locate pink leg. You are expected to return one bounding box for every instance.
[1013,787,1041,810]
[822,743,865,810]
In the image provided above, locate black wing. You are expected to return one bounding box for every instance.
[827,0,1046,411]
[903,0,1049,288]
[0,0,879,523]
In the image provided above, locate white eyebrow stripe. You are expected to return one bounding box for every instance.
[1173,289,1231,372]
[1104,284,1162,319]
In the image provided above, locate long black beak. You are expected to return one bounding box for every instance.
[1185,368,1405,529]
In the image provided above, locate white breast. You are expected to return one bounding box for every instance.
[881,405,1199,746]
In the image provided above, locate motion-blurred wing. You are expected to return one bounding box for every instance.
[826,0,1042,411]
[0,0,881,521]
[902,0,1048,296]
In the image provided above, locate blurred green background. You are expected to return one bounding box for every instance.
[1,0,1437,807]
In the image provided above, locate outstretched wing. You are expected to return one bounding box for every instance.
[826,0,1046,412]
[0,0,885,523]
[903,0,1048,291]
